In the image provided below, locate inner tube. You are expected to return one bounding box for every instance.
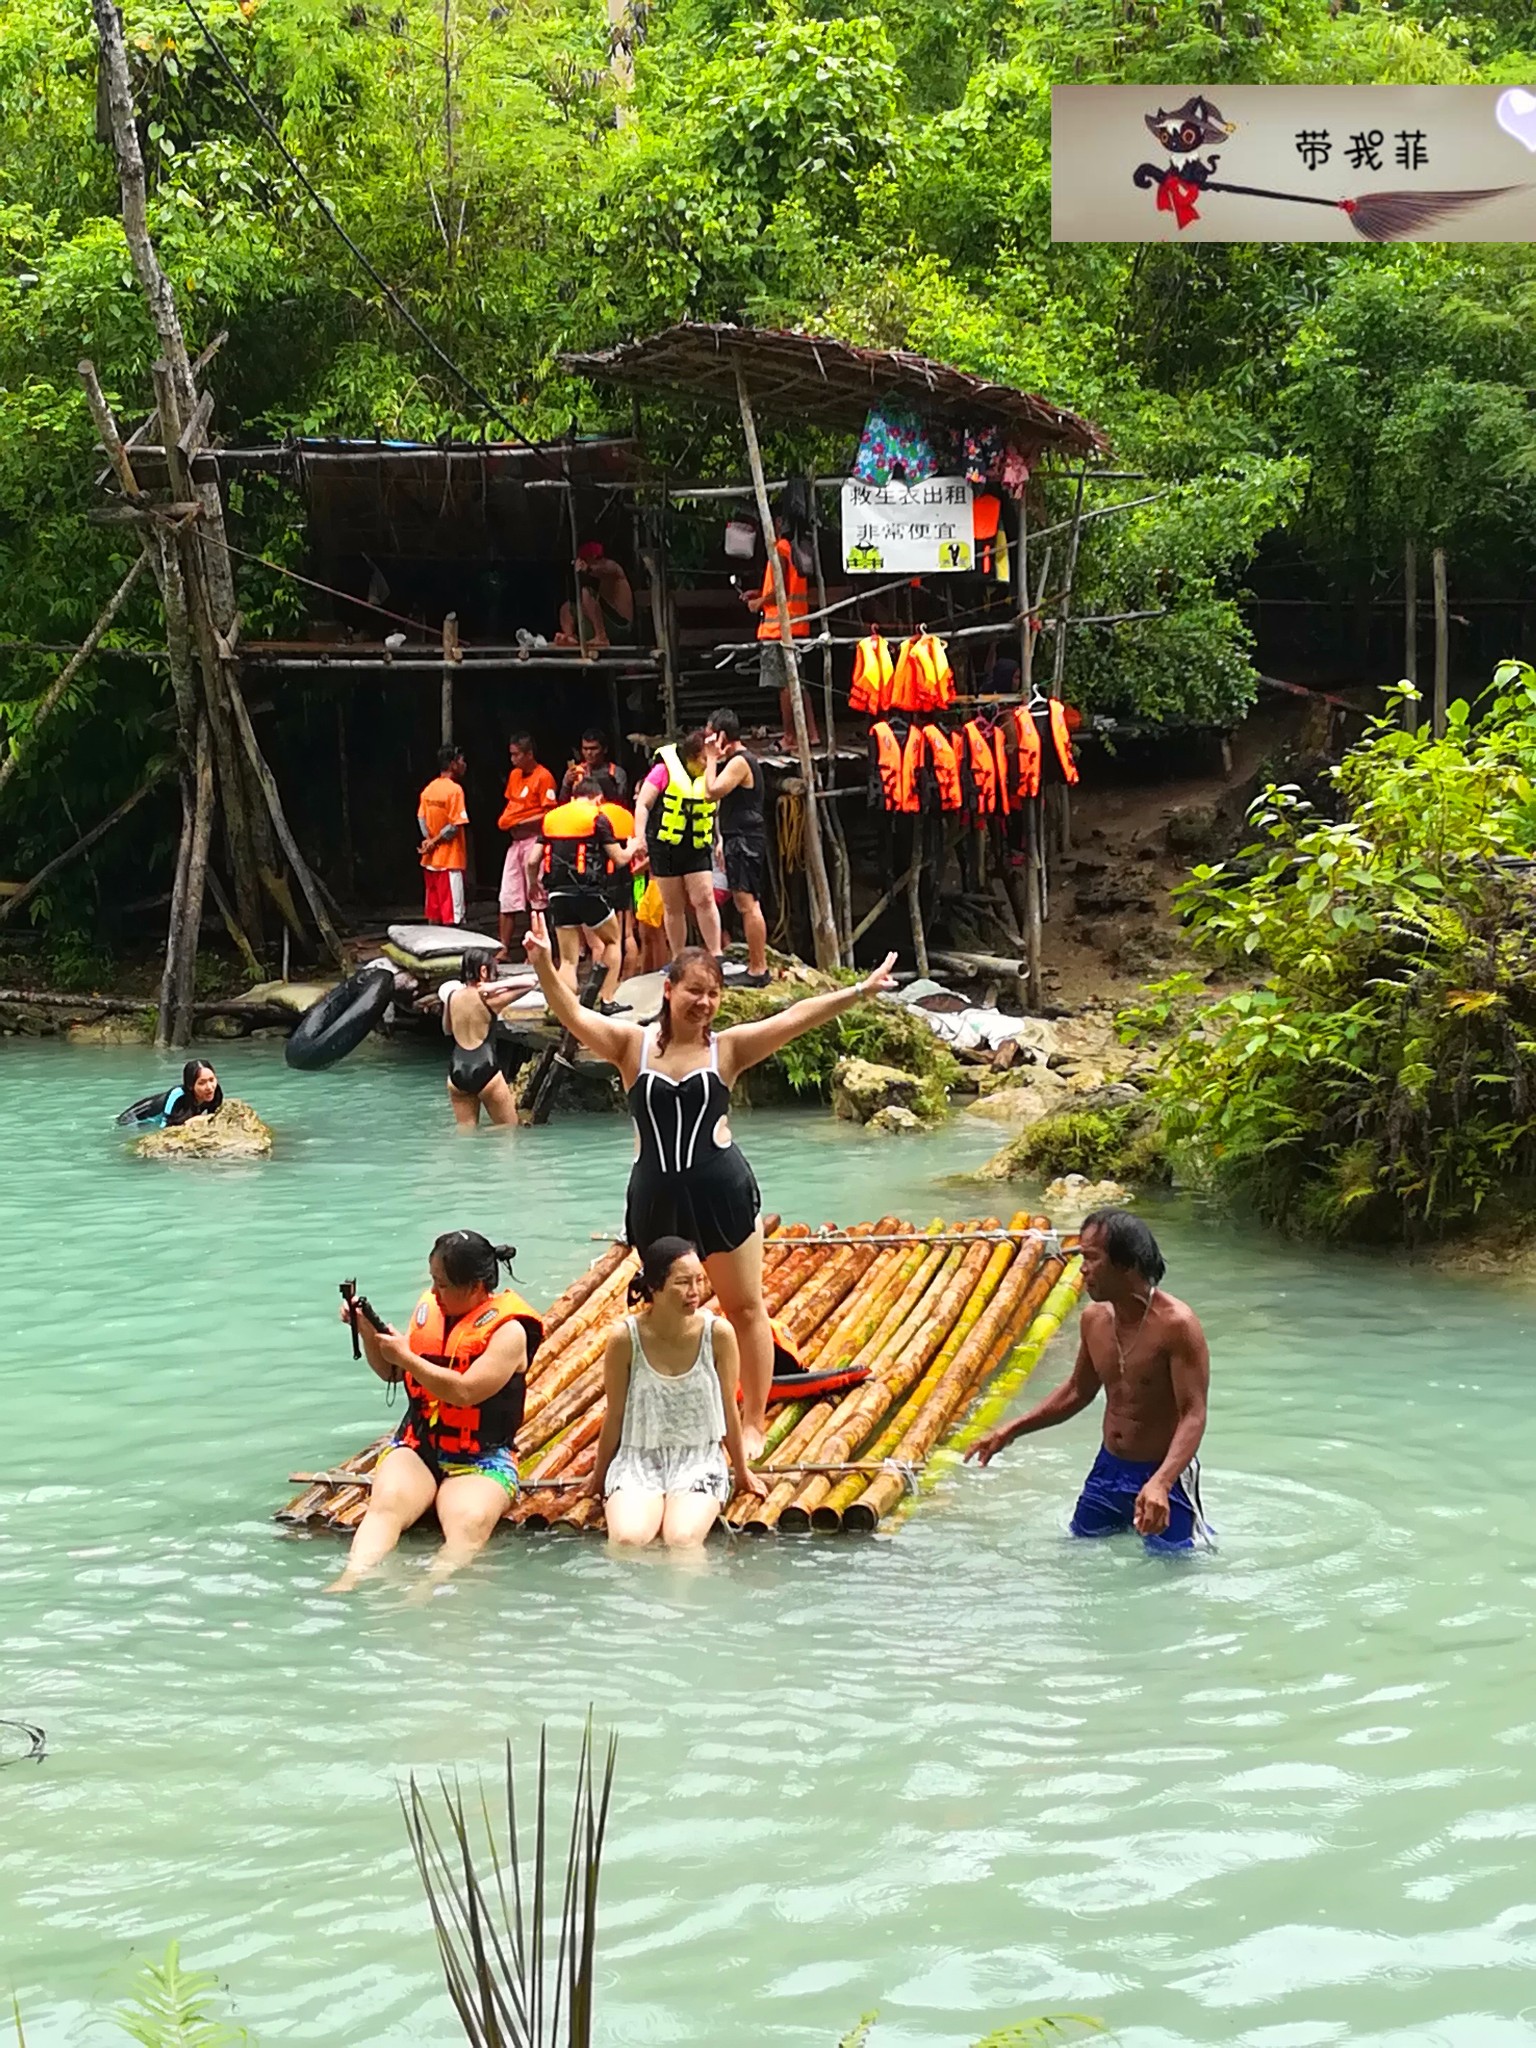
[766,1364,870,1407]
[285,965,395,1071]
[115,1089,173,1128]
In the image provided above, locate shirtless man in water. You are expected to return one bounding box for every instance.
[965,1209,1213,1551]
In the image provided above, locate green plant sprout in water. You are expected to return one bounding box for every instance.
[838,2014,1104,2044]
[1126,660,1536,1242]
[9,1943,249,2048]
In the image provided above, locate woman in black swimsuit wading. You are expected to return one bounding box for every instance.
[524,920,898,1455]
[440,949,521,1128]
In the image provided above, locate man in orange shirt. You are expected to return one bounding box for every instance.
[497,731,557,953]
[418,744,469,926]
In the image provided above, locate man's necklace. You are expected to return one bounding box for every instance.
[1113,1288,1158,1370]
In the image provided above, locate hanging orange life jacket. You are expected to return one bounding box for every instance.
[991,724,1013,815]
[1013,700,1081,798]
[1049,698,1081,786]
[849,632,895,715]
[959,722,998,816]
[540,798,613,885]
[899,724,927,813]
[891,633,955,713]
[870,721,913,813]
[401,1286,544,1461]
[922,724,963,811]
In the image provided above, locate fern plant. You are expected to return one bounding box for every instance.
[110,1943,248,2047]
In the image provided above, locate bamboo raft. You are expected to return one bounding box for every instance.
[277,1214,1085,1540]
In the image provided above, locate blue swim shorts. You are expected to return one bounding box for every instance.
[1069,1445,1214,1554]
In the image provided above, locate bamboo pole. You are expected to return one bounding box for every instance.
[807,471,836,777]
[814,1211,1032,1526]
[946,1260,1085,1461]
[1017,498,1042,1010]
[733,364,839,971]
[843,1243,1063,1533]
[166,717,214,1046]
[440,610,459,746]
[0,764,172,925]
[0,548,151,796]
[223,663,345,966]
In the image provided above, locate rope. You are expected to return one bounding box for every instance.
[768,792,805,949]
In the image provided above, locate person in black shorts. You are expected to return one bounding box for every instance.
[704,707,770,987]
[540,778,634,1015]
[523,927,899,1458]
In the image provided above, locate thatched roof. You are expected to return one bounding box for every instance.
[561,322,1108,460]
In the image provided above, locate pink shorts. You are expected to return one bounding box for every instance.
[499,834,546,914]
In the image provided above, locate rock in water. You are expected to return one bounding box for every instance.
[135,1098,273,1160]
[831,1057,922,1124]
[868,1104,923,1135]
[1043,1173,1131,1211]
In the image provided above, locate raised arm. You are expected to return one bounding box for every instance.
[523,913,642,1073]
[715,952,898,1086]
[964,1331,1102,1467]
[1134,1311,1210,1536]
[702,752,751,802]
[588,1325,633,1497]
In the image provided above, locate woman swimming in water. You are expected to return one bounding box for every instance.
[524,920,898,1456]
[116,1059,223,1130]
[439,949,521,1127]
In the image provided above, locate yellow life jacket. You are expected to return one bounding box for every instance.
[651,745,715,851]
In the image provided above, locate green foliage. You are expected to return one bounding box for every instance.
[110,1942,248,2047]
[2,0,1535,921]
[997,1099,1170,1187]
[1134,662,1536,1241]
[716,980,959,1110]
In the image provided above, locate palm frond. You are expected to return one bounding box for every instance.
[402,1718,616,2048]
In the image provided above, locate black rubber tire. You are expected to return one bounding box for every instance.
[115,1089,171,1128]
[285,967,394,1071]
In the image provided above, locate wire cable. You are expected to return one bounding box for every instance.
[177,0,554,468]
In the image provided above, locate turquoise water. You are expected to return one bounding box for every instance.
[4,1040,1536,2047]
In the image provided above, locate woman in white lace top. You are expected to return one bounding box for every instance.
[591,1237,767,1546]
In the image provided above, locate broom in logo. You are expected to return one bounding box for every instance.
[1134,94,1525,241]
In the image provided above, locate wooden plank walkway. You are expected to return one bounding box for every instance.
[277,1216,1084,1539]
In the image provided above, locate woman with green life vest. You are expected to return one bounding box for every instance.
[629,728,724,962]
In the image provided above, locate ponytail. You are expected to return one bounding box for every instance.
[431,1229,517,1290]
[626,1235,700,1305]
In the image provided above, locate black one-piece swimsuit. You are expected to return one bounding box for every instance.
[624,1031,761,1258]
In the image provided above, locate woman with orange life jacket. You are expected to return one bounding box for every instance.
[327,1230,543,1592]
[523,925,900,1459]
[540,776,635,1014]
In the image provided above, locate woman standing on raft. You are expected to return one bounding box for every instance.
[591,1237,766,1547]
[524,920,898,1456]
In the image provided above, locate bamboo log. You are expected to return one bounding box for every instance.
[0,548,151,797]
[778,1229,1002,1531]
[946,1260,1085,1461]
[808,1212,1032,1529]
[843,1244,1064,1533]
[539,1240,632,1339]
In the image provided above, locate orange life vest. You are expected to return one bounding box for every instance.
[1012,700,1080,800]
[849,632,895,715]
[871,721,913,813]
[922,724,963,811]
[959,722,998,816]
[991,726,1013,815]
[541,798,613,884]
[756,538,809,642]
[891,633,955,713]
[402,1286,544,1461]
